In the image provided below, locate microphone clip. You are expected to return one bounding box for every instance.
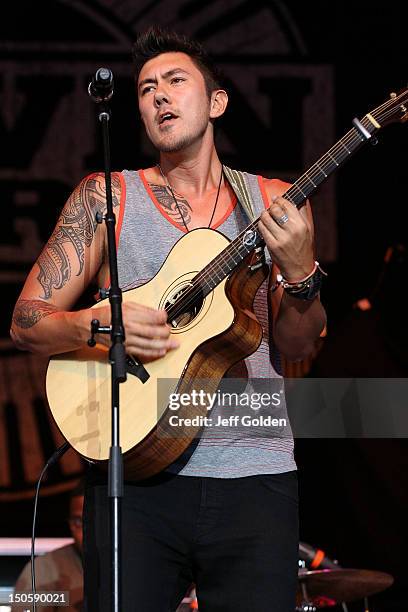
[88,67,114,104]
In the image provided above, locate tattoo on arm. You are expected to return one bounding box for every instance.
[150,183,192,226]
[37,174,121,299]
[13,299,59,329]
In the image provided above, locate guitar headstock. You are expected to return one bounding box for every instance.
[370,87,408,128]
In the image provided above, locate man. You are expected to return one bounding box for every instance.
[12,487,84,611]
[11,27,326,611]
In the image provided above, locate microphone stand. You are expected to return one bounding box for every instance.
[88,68,126,612]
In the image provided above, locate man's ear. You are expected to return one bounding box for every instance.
[210,89,228,119]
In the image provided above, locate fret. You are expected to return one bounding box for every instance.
[340,141,352,154]
[327,151,339,166]
[349,129,366,148]
[213,268,222,281]
[304,173,317,188]
[237,244,250,256]
[293,183,307,199]
[285,187,303,208]
[166,90,407,326]
[229,252,241,266]
[183,114,382,312]
[315,162,328,178]
[310,168,326,186]
[285,193,296,205]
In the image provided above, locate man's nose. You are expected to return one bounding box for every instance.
[154,90,170,106]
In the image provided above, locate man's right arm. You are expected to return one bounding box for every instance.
[10,173,110,356]
[10,173,178,360]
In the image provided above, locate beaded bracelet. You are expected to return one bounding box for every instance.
[271,261,327,300]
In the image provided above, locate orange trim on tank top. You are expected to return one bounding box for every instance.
[139,168,237,233]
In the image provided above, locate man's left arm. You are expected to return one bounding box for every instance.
[258,179,327,362]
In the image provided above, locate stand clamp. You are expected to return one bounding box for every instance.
[88,319,111,347]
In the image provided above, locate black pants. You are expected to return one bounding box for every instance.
[83,471,299,612]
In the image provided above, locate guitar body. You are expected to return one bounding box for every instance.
[45,88,408,478]
[46,228,268,480]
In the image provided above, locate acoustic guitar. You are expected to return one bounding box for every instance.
[46,89,407,479]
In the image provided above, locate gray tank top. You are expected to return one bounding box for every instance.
[115,169,296,477]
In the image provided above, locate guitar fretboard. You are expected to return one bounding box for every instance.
[166,113,378,322]
[197,119,374,288]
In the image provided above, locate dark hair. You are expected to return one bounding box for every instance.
[132,26,223,98]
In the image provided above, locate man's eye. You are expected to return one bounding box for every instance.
[142,85,155,95]
[171,78,185,84]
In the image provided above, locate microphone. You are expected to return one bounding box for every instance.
[299,541,340,570]
[88,67,114,103]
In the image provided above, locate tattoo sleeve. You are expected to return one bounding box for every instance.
[36,174,120,299]
[13,299,59,329]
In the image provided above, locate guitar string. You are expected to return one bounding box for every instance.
[173,94,405,309]
[287,93,406,194]
[289,100,392,190]
[166,96,405,320]
[288,93,407,193]
[168,126,366,317]
[167,127,373,320]
[199,95,403,232]
[214,95,402,223]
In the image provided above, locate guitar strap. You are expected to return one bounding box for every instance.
[223,166,283,374]
[223,165,256,222]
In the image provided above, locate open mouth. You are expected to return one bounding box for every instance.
[158,112,178,125]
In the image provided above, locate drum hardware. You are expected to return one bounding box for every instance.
[176,563,394,610]
[296,568,393,610]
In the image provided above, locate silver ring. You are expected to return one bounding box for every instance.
[275,212,289,226]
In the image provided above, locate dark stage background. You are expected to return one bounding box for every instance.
[0,1,407,610]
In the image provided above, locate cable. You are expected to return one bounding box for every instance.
[30,442,70,612]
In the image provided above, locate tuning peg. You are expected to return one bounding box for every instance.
[390,92,397,99]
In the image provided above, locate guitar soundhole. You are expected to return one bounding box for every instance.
[164,283,204,329]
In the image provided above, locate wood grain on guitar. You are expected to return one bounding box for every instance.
[46,88,408,480]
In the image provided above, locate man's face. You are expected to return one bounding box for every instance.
[68,494,84,552]
[138,52,212,153]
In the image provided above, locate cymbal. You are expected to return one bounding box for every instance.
[297,568,393,606]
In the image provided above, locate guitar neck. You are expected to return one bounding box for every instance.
[166,86,408,324]
[191,115,378,299]
[284,115,379,207]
